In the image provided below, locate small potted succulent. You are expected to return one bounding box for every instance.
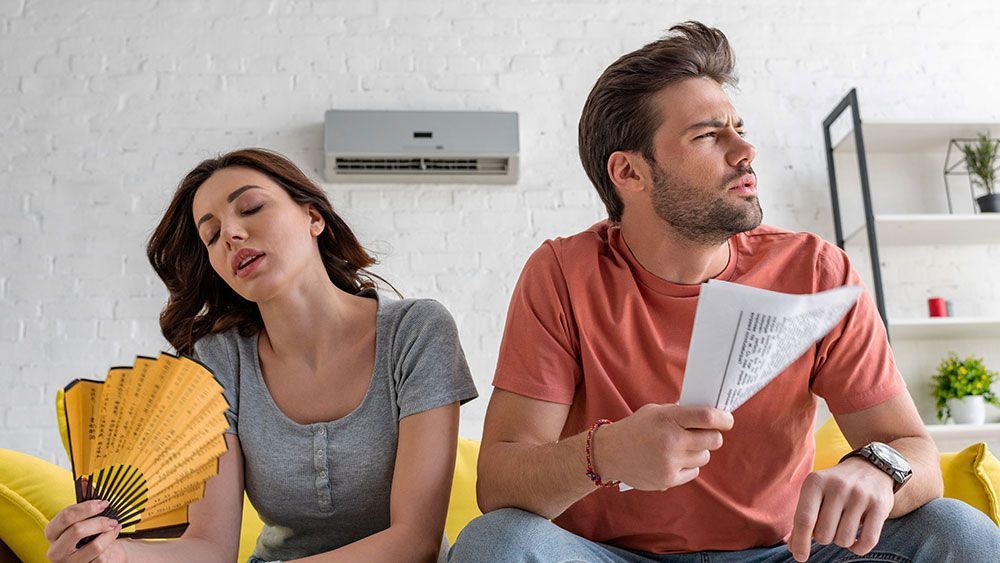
[960,132,1000,212]
[931,353,1000,424]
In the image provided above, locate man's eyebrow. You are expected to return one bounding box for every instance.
[685,118,745,132]
[196,185,262,227]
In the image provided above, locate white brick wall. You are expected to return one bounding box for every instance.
[4,0,1000,466]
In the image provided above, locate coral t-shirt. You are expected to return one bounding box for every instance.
[492,221,905,554]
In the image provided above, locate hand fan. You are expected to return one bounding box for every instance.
[58,353,230,539]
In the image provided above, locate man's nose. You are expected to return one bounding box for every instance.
[728,135,755,168]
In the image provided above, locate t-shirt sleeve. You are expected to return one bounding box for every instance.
[192,331,240,435]
[492,241,580,405]
[809,244,906,414]
[393,300,479,420]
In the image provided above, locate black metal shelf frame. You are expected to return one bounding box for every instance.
[822,89,889,336]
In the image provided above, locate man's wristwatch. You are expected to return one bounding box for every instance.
[839,441,913,493]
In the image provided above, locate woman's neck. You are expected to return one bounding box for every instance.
[255,266,376,371]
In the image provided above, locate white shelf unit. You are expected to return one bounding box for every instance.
[824,92,1000,430]
[832,121,1000,155]
[844,213,1000,247]
[890,318,1000,339]
[926,423,1000,454]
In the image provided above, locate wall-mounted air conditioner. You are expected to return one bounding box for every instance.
[324,110,519,184]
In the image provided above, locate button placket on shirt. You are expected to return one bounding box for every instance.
[313,425,333,511]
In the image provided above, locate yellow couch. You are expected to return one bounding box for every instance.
[2,421,997,562]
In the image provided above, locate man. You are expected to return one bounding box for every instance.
[450,21,1000,563]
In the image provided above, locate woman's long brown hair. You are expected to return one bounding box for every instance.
[147,148,385,356]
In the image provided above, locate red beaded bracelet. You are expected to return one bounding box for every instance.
[585,418,620,488]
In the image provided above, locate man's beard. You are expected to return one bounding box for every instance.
[648,163,763,245]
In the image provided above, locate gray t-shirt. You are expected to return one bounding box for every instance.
[192,295,478,561]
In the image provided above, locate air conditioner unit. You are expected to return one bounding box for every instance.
[324,110,519,184]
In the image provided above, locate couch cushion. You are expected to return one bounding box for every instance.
[813,416,854,471]
[445,437,482,544]
[0,448,75,563]
[940,442,1000,525]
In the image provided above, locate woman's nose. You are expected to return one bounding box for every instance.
[220,222,247,249]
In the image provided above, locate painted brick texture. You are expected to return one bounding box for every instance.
[3,0,1000,465]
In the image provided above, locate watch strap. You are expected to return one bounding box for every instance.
[839,443,911,493]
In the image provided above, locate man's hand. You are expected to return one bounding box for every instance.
[594,403,734,491]
[788,457,895,562]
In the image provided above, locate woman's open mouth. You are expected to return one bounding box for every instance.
[232,249,266,278]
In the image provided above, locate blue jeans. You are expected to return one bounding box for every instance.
[449,498,1000,562]
[246,534,450,562]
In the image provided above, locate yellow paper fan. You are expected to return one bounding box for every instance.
[60,353,230,539]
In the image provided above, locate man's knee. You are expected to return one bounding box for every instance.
[911,498,998,537]
[449,508,554,562]
[893,498,1000,560]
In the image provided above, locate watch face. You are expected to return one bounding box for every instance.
[870,442,911,472]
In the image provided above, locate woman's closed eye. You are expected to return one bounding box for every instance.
[241,204,264,216]
[205,204,264,246]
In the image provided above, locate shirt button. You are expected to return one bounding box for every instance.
[318,427,326,436]
[319,470,327,478]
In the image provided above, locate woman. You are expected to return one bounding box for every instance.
[44,148,478,562]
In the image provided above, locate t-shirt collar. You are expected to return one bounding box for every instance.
[608,222,740,297]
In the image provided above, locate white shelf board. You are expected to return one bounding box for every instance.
[925,423,1000,440]
[925,423,1000,453]
[890,317,1000,339]
[833,121,1000,154]
[844,213,1000,246]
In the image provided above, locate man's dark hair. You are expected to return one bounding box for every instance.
[578,21,737,222]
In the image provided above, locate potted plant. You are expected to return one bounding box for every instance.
[931,353,1000,424]
[959,132,1000,212]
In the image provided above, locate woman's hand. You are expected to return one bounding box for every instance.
[44,499,128,563]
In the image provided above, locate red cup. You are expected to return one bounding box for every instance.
[928,297,947,317]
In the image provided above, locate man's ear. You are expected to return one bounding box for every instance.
[307,205,325,236]
[607,151,650,195]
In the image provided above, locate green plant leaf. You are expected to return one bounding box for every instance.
[929,352,1000,422]
[961,132,998,195]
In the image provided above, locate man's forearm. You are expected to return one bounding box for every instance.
[477,430,601,519]
[887,435,943,518]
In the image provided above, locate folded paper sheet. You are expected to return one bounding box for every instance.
[61,354,229,538]
[619,280,861,492]
[678,280,861,412]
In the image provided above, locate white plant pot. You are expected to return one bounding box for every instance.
[947,395,986,425]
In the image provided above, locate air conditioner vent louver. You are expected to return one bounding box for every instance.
[324,110,519,184]
[335,157,509,175]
